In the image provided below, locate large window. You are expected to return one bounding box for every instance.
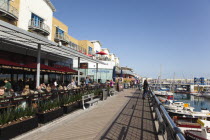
[0,0,10,11]
[56,27,64,37]
[31,13,43,27]
[88,47,93,54]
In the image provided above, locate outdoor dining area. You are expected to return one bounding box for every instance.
[0,79,116,140]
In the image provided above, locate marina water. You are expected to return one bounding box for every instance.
[174,93,210,111]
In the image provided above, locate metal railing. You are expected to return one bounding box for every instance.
[28,19,50,35]
[54,33,70,43]
[0,1,18,19]
[96,56,112,61]
[148,87,186,140]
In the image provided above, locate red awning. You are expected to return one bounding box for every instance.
[96,51,107,55]
[54,65,78,75]
[23,63,65,73]
[0,58,23,70]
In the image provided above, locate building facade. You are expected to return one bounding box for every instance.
[0,0,122,88]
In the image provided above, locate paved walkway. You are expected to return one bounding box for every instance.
[14,89,157,140]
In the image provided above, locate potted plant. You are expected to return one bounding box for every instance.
[93,88,102,99]
[36,99,63,124]
[60,94,78,114]
[0,107,38,139]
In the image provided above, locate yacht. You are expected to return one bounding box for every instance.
[185,119,210,140]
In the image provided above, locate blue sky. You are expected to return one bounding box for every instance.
[51,0,210,79]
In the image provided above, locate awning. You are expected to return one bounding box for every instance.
[0,20,106,65]
[54,65,78,75]
[24,63,65,74]
[96,51,107,55]
[0,58,23,70]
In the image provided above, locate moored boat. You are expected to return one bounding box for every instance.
[185,119,210,140]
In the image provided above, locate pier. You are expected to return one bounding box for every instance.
[13,89,185,140]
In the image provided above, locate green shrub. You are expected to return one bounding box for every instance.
[38,99,60,113]
[0,107,36,126]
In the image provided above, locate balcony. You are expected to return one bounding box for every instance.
[0,1,18,21]
[28,19,50,36]
[54,33,69,45]
[96,56,111,61]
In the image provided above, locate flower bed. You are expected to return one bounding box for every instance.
[37,107,63,124]
[0,107,37,139]
[0,116,38,139]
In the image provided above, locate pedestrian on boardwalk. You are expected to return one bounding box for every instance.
[143,79,149,99]
[85,77,89,88]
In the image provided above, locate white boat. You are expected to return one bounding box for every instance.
[168,108,193,116]
[202,93,210,99]
[164,102,194,111]
[173,116,202,133]
[185,119,210,140]
[154,90,174,96]
[168,108,210,118]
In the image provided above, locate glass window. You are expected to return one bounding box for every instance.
[88,47,92,54]
[31,13,43,27]
[56,27,64,37]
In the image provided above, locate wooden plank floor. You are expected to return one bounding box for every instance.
[98,90,157,140]
[14,89,157,140]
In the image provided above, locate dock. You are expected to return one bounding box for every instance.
[14,89,158,140]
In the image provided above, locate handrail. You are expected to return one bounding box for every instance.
[0,1,18,19]
[149,87,186,140]
[55,33,70,43]
[28,19,50,34]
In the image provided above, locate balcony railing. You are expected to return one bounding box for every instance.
[28,19,50,36]
[96,56,112,61]
[54,33,69,44]
[0,1,18,20]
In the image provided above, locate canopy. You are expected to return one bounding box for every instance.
[54,65,78,75]
[96,51,107,55]
[24,63,65,74]
[0,58,23,70]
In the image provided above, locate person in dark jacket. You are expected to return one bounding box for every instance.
[143,79,149,99]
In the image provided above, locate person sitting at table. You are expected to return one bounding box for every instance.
[41,83,47,90]
[58,85,64,90]
[63,86,67,90]
[0,87,5,98]
[36,85,44,93]
[46,84,51,93]
[22,85,31,95]
[4,79,12,95]
[67,82,72,90]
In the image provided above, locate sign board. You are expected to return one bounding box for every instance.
[80,63,88,69]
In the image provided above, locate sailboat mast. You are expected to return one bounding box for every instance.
[160,64,162,88]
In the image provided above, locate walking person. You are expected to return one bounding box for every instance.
[143,79,149,99]
[85,77,89,88]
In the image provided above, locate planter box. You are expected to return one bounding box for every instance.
[37,108,63,124]
[62,104,75,114]
[0,117,38,140]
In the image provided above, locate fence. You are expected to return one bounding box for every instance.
[148,87,186,140]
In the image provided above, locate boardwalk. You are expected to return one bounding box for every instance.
[14,89,157,140]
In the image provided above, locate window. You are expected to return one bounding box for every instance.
[88,47,92,54]
[31,13,43,27]
[0,0,10,11]
[56,27,64,37]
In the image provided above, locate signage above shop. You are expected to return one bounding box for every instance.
[80,63,88,69]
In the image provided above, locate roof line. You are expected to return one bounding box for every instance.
[44,0,56,12]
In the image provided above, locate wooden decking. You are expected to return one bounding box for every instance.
[14,89,157,140]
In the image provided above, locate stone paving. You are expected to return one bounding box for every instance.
[14,89,157,140]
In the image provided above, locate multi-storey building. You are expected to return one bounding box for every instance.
[72,40,121,83]
[0,0,105,88]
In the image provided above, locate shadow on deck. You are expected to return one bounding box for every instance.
[100,90,158,140]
